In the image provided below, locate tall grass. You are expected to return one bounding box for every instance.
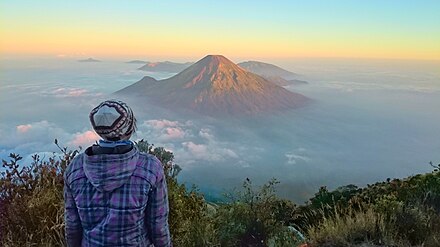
[307,206,398,247]
[306,197,440,246]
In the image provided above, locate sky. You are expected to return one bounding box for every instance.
[1,0,440,60]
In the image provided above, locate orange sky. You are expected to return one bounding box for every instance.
[1,1,439,60]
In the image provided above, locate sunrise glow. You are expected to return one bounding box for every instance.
[1,1,439,60]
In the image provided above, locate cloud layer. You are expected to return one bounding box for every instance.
[0,121,100,161]
[2,59,440,202]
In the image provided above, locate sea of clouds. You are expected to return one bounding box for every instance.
[1,58,439,202]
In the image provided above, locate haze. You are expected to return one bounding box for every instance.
[1,57,439,202]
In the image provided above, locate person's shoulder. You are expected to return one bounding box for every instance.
[136,152,164,175]
[64,152,85,184]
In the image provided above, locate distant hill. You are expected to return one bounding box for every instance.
[117,55,309,116]
[78,58,101,62]
[263,76,308,87]
[138,61,193,73]
[126,60,148,64]
[117,76,158,94]
[238,61,297,79]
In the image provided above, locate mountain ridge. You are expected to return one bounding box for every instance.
[238,60,297,79]
[78,58,101,63]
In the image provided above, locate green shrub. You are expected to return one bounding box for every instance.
[0,143,76,246]
[214,178,302,246]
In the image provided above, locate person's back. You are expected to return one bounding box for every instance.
[64,100,171,247]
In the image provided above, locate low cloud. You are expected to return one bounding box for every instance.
[136,119,241,167]
[181,141,238,163]
[2,117,244,172]
[319,81,440,93]
[199,128,214,141]
[37,87,103,98]
[285,148,310,165]
[0,121,71,160]
[0,121,99,161]
[69,130,100,147]
[183,142,208,157]
[141,119,192,141]
[145,119,179,129]
[16,124,32,133]
[163,127,185,140]
[11,121,69,146]
[52,88,89,97]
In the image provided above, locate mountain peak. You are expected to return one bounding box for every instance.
[174,54,252,91]
[193,55,240,70]
[199,54,229,62]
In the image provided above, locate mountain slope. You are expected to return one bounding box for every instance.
[117,76,158,94]
[263,76,308,87]
[238,61,297,79]
[138,61,193,73]
[117,55,309,115]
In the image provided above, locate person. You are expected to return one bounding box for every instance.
[64,100,171,247]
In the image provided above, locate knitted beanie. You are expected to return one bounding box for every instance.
[89,100,136,141]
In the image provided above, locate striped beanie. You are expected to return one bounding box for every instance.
[89,100,136,141]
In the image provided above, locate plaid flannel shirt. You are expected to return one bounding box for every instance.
[64,145,171,247]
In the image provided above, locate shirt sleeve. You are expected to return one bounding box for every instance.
[146,160,171,247]
[64,182,83,247]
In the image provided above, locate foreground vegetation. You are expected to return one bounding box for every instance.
[1,140,439,246]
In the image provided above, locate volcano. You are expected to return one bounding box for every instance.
[116,55,309,115]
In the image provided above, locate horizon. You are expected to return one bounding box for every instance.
[1,1,439,61]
